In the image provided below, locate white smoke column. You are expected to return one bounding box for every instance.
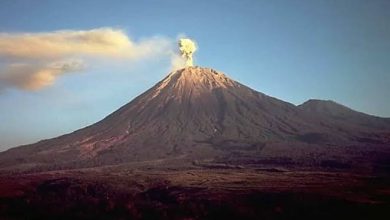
[178,38,197,67]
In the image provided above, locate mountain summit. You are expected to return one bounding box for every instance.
[1,67,389,171]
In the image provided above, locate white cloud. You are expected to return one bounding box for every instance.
[0,28,173,91]
[0,59,85,91]
[0,28,171,59]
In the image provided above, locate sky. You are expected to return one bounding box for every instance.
[0,0,389,151]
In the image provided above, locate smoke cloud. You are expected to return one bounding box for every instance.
[0,28,170,59]
[170,53,186,71]
[0,59,85,91]
[178,38,197,67]
[0,28,171,91]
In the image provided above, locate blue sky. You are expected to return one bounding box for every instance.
[0,0,389,150]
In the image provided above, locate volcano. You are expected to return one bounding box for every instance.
[1,67,390,220]
[1,67,390,171]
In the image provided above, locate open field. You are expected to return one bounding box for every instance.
[1,166,389,220]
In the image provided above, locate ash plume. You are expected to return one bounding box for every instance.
[178,38,197,67]
[0,28,171,91]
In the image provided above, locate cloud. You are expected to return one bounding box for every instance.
[170,53,186,71]
[0,28,173,91]
[0,59,85,91]
[0,28,170,59]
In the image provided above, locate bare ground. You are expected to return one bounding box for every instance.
[0,165,389,220]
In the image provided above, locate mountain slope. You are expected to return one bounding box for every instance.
[298,99,390,145]
[299,99,390,130]
[0,67,389,171]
